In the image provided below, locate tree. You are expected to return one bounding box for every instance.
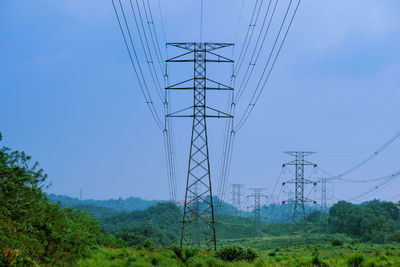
[0,133,111,264]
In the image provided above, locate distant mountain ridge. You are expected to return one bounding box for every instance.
[48,194,165,212]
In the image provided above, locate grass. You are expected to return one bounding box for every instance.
[77,242,400,267]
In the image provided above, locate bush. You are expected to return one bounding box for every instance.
[169,245,198,263]
[143,239,154,250]
[388,231,400,242]
[215,245,258,262]
[347,254,364,267]
[332,239,343,246]
[0,137,108,264]
[268,251,276,257]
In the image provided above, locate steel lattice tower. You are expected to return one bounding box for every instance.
[247,188,267,224]
[282,151,317,246]
[317,177,333,233]
[166,42,234,249]
[231,184,245,216]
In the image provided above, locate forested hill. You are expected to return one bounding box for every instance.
[48,194,165,212]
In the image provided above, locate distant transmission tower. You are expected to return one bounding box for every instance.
[166,42,234,249]
[282,151,317,246]
[231,184,245,216]
[247,188,267,224]
[317,177,333,233]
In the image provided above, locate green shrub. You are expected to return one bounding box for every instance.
[347,253,364,267]
[332,239,343,246]
[143,239,154,250]
[0,137,108,264]
[388,232,400,242]
[215,245,258,262]
[151,257,158,265]
[169,245,199,263]
[268,251,276,257]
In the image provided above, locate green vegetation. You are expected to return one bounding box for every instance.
[75,244,400,266]
[3,132,400,266]
[0,134,117,265]
[48,194,164,212]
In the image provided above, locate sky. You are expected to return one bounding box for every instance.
[1,0,400,204]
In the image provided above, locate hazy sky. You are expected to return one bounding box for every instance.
[1,0,400,204]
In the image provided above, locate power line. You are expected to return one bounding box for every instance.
[348,170,400,202]
[235,0,278,104]
[234,0,264,75]
[316,81,400,152]
[235,0,302,132]
[323,128,400,181]
[143,0,166,74]
[112,0,163,131]
[129,0,164,101]
[232,0,245,46]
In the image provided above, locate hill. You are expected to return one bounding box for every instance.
[48,194,164,212]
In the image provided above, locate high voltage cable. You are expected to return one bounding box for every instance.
[233,0,245,46]
[113,0,177,203]
[217,48,237,210]
[235,0,302,132]
[235,0,278,104]
[218,0,281,207]
[148,0,177,203]
[112,0,163,131]
[143,0,166,74]
[316,81,400,153]
[128,0,164,101]
[348,170,400,202]
[157,0,168,46]
[323,128,400,181]
[234,0,264,75]
[265,168,284,223]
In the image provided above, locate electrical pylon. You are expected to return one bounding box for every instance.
[317,177,333,233]
[231,184,245,216]
[247,188,267,224]
[282,151,317,246]
[166,42,234,249]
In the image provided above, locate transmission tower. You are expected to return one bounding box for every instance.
[247,188,267,224]
[166,42,234,249]
[230,184,245,216]
[317,177,333,233]
[282,151,317,246]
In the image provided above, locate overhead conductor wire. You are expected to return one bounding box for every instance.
[112,0,163,131]
[235,0,302,132]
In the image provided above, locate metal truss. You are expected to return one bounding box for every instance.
[166,42,233,249]
[282,151,317,246]
[247,188,267,224]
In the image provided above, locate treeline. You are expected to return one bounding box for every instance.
[326,200,400,243]
[0,134,117,265]
[48,194,164,212]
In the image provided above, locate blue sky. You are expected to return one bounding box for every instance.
[1,0,400,204]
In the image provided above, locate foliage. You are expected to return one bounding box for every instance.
[101,202,181,247]
[215,245,258,262]
[48,193,164,212]
[0,133,113,264]
[347,253,364,267]
[329,200,399,243]
[332,239,343,246]
[77,244,400,267]
[387,231,400,242]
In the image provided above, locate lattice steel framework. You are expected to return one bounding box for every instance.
[166,42,233,249]
[231,184,245,216]
[247,188,267,224]
[282,151,317,246]
[317,177,333,233]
